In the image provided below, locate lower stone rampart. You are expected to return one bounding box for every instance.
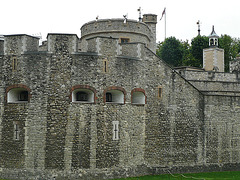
[1,163,240,180]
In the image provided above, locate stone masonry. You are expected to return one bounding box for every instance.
[0,16,240,180]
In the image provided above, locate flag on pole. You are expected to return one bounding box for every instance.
[160,8,166,21]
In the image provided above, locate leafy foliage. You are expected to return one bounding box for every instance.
[190,36,209,67]
[157,34,240,71]
[156,37,183,67]
[181,40,198,67]
[219,35,240,72]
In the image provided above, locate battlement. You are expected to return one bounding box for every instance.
[1,34,79,55]
[80,18,156,52]
[142,14,158,24]
[3,34,39,55]
[47,33,78,54]
[81,19,152,39]
[86,36,145,59]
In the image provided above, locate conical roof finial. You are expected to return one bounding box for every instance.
[208,25,219,47]
[209,25,219,38]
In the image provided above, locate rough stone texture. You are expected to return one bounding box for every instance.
[0,18,240,180]
[204,95,240,165]
[230,58,240,73]
[178,70,240,82]
[4,34,39,55]
[80,18,155,52]
[0,40,4,54]
[176,70,240,95]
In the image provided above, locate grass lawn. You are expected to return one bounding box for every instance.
[113,171,240,180]
[1,171,239,180]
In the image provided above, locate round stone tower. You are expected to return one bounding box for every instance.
[80,15,157,52]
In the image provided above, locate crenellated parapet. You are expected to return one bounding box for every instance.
[86,36,119,56]
[119,42,145,59]
[81,19,152,40]
[47,33,78,54]
[80,18,157,52]
[3,34,39,55]
[86,36,145,59]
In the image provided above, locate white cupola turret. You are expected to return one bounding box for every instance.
[208,25,219,47]
[203,26,224,72]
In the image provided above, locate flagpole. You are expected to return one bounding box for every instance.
[160,7,166,40]
[165,8,166,40]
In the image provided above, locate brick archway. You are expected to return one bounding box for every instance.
[131,88,146,104]
[103,86,126,104]
[70,85,97,103]
[6,84,31,103]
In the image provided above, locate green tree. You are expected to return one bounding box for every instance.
[190,36,209,68]
[181,40,198,67]
[156,37,183,67]
[219,35,239,72]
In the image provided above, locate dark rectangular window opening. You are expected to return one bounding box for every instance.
[120,38,130,43]
[103,59,108,73]
[106,92,112,102]
[19,91,28,101]
[76,92,88,101]
[12,57,17,71]
[158,87,162,98]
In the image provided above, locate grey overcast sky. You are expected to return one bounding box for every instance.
[1,0,240,42]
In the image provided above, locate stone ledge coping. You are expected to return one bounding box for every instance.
[204,93,240,97]
[3,51,100,56]
[81,30,151,41]
[202,90,240,93]
[131,103,145,106]
[81,18,149,29]
[47,33,78,38]
[7,101,28,104]
[120,42,145,45]
[105,102,125,105]
[3,34,40,39]
[73,52,99,56]
[86,36,119,40]
[23,51,50,55]
[71,102,95,104]
[181,69,234,74]
[117,56,140,61]
[188,79,240,84]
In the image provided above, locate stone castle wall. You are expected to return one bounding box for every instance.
[0,33,240,180]
[0,34,204,179]
[0,40,4,54]
[204,95,240,164]
[230,58,240,73]
[178,70,240,95]
[179,70,240,82]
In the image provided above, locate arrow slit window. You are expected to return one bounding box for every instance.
[13,121,20,140]
[158,86,162,98]
[112,121,119,140]
[12,56,17,71]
